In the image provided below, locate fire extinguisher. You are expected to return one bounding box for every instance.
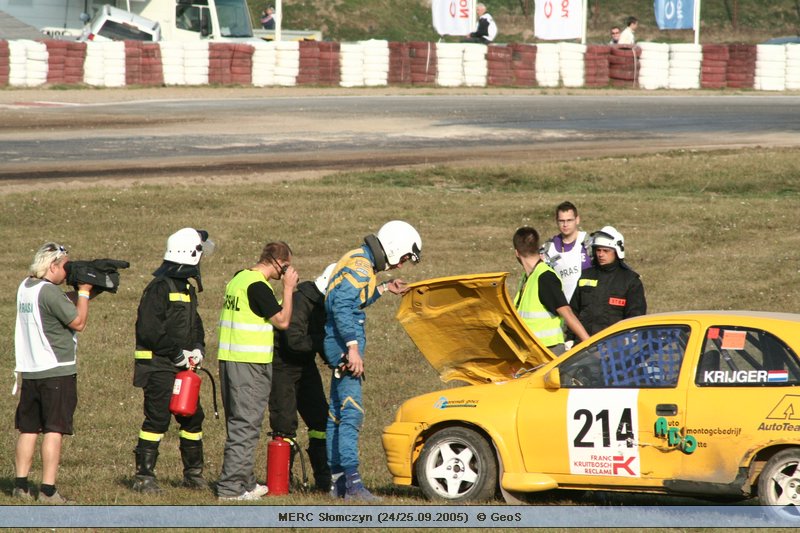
[169,365,219,419]
[266,437,291,495]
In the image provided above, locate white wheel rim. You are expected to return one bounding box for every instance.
[767,459,800,507]
[424,438,480,498]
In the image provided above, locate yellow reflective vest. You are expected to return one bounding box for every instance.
[218,269,275,363]
[514,261,564,347]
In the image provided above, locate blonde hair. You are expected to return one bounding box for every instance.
[29,242,68,279]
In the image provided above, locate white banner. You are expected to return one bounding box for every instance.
[432,0,473,37]
[534,0,583,40]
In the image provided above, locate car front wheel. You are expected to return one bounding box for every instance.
[416,426,497,502]
[758,448,800,513]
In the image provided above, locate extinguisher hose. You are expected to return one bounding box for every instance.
[198,367,219,419]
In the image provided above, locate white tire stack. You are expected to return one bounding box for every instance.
[668,43,701,89]
[159,41,185,86]
[559,42,585,87]
[435,43,465,87]
[275,40,299,86]
[102,41,126,88]
[755,44,786,91]
[535,43,560,87]
[786,44,800,90]
[361,39,389,86]
[339,42,364,87]
[183,41,209,86]
[463,43,487,87]
[637,41,670,90]
[251,40,277,87]
[83,41,107,86]
[8,40,29,87]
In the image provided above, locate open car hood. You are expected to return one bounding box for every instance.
[396,272,556,385]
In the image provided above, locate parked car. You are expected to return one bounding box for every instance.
[382,272,800,512]
[78,5,161,42]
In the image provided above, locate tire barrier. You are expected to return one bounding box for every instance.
[727,44,756,89]
[0,39,792,91]
[510,43,536,87]
[608,45,640,88]
[584,45,610,87]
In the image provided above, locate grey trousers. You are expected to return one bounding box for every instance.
[216,360,272,497]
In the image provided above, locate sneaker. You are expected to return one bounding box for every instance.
[344,485,382,502]
[330,475,346,499]
[218,490,262,501]
[246,483,268,498]
[37,490,74,505]
[11,487,34,501]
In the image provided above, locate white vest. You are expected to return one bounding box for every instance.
[546,231,587,302]
[15,279,77,373]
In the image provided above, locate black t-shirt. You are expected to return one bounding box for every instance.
[537,270,569,315]
[246,279,282,319]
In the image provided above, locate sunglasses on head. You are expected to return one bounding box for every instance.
[268,255,289,277]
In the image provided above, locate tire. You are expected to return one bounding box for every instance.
[758,448,800,516]
[416,427,497,502]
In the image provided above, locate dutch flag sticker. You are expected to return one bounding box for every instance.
[767,370,789,383]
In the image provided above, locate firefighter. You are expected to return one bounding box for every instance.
[325,221,421,501]
[268,263,336,492]
[132,228,212,493]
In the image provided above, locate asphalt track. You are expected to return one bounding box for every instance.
[1,91,799,182]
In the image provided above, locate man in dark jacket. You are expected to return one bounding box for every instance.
[132,228,211,493]
[570,226,646,336]
[268,264,335,492]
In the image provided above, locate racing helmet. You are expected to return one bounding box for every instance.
[164,228,209,266]
[314,263,337,295]
[376,220,422,268]
[591,225,625,259]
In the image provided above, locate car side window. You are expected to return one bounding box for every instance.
[695,326,800,386]
[560,326,689,388]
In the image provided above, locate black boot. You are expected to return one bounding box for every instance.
[180,438,207,490]
[133,443,162,494]
[307,437,332,493]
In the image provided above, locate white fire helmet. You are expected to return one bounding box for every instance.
[314,263,337,295]
[591,225,625,259]
[376,220,422,269]
[164,228,210,266]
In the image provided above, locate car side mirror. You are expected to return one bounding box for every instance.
[544,368,561,390]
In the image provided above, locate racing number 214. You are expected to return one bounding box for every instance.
[573,408,634,448]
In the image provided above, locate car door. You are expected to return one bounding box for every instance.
[681,323,800,485]
[517,323,693,486]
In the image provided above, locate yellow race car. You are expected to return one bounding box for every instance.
[382,273,800,509]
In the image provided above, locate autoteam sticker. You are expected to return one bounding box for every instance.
[567,389,640,477]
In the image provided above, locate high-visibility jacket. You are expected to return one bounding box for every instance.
[218,269,275,364]
[514,261,564,347]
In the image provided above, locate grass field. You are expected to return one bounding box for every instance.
[0,146,799,506]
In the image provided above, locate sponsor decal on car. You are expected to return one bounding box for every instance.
[433,397,478,409]
[761,395,800,431]
[567,390,640,477]
[702,370,770,384]
[655,417,697,454]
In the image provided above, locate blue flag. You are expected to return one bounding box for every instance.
[654,0,695,30]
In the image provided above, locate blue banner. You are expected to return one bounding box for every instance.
[654,0,695,30]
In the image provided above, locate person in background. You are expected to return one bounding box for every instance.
[261,6,275,30]
[464,3,497,44]
[513,227,589,355]
[610,26,621,44]
[13,242,94,504]
[216,241,298,501]
[132,228,211,494]
[325,221,421,501]
[618,16,638,45]
[541,201,592,303]
[570,226,647,336]
[268,263,336,493]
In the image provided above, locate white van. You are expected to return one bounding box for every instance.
[79,4,161,42]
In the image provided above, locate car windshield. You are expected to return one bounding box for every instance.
[559,325,690,388]
[216,0,254,37]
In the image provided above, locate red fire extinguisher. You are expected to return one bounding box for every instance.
[169,366,219,419]
[266,437,291,495]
